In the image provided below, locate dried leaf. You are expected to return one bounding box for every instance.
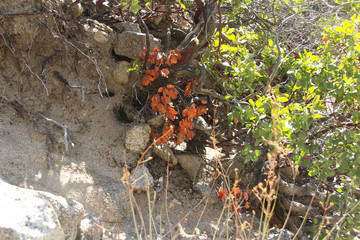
[218,187,228,199]
[161,68,170,77]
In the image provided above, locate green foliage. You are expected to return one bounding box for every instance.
[121,0,150,13]
[125,0,360,236]
[206,0,360,236]
[203,26,268,97]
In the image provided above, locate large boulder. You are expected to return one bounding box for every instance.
[37,191,84,240]
[114,31,161,59]
[0,179,84,240]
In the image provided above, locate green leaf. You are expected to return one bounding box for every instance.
[278,97,289,102]
[178,0,187,9]
[293,84,302,91]
[274,85,280,95]
[313,114,323,119]
[249,99,255,107]
[313,95,320,105]
[269,39,274,47]
[308,86,316,94]
[130,2,142,13]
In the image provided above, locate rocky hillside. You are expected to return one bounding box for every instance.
[0,0,238,239]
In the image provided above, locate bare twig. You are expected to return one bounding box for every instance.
[41,51,59,83]
[9,100,74,152]
[53,71,85,102]
[35,112,75,152]
[164,28,171,53]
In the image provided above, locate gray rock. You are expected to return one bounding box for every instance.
[147,114,165,128]
[176,154,202,181]
[90,175,131,223]
[267,227,294,240]
[125,124,151,154]
[93,30,111,44]
[84,19,114,52]
[168,198,182,210]
[114,31,161,59]
[78,213,102,240]
[113,61,131,84]
[130,165,154,192]
[67,3,83,18]
[113,22,141,33]
[193,116,211,134]
[153,143,178,165]
[194,182,218,205]
[0,179,66,240]
[37,191,84,240]
[78,213,131,240]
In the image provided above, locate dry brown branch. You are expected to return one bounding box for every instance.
[279,178,324,201]
[53,71,85,102]
[9,100,74,152]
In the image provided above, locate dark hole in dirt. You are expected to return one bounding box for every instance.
[83,8,91,17]
[113,105,133,123]
[103,91,115,97]
[132,99,145,112]
[111,49,132,62]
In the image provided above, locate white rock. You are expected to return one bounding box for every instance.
[203,147,225,163]
[0,179,65,240]
[113,61,131,84]
[268,227,294,240]
[125,124,151,154]
[193,116,211,135]
[78,213,102,240]
[87,19,113,34]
